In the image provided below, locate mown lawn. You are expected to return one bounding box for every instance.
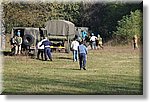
[2,46,143,95]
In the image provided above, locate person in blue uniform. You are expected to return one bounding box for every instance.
[40,37,52,61]
[78,41,88,70]
[81,31,87,41]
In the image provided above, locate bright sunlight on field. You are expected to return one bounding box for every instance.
[2,46,142,95]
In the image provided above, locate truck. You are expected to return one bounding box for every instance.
[11,20,90,57]
[11,27,46,57]
[10,20,76,57]
[45,20,76,53]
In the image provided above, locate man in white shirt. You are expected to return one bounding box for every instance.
[71,39,79,62]
[37,38,46,60]
[90,33,97,50]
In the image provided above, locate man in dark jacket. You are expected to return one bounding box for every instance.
[40,38,52,61]
[10,35,17,55]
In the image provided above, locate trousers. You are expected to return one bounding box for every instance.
[73,50,78,61]
[79,53,86,69]
[44,47,52,60]
[37,49,44,60]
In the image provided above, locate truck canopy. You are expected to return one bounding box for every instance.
[11,27,39,37]
[45,20,75,36]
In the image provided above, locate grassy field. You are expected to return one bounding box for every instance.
[2,46,143,95]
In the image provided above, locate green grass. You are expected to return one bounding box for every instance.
[2,46,143,95]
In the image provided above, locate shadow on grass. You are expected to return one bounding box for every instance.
[2,74,143,95]
[1,51,11,56]
[71,69,81,70]
[55,56,72,60]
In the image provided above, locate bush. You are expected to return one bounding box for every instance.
[113,10,143,44]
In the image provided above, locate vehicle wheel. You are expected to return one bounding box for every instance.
[23,34,35,46]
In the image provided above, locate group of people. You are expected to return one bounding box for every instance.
[71,39,88,70]
[37,36,88,70]
[10,30,22,55]
[70,33,139,70]
[10,29,139,70]
[70,32,104,70]
[89,33,103,50]
[37,37,52,61]
[77,31,104,50]
[9,26,139,72]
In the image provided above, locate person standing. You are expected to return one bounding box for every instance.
[81,30,87,41]
[97,35,103,49]
[37,38,46,60]
[15,30,22,55]
[133,35,138,49]
[78,41,88,70]
[71,39,79,62]
[90,33,97,50]
[10,35,17,55]
[40,38,52,61]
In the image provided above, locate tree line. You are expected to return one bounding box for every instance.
[2,1,143,44]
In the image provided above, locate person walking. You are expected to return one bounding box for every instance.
[71,39,79,62]
[78,41,88,70]
[90,33,97,50]
[40,37,52,61]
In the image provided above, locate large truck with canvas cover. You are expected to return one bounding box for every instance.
[45,20,76,53]
[11,20,89,57]
[10,20,76,57]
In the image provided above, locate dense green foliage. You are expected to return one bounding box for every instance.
[2,1,142,43]
[78,2,142,42]
[3,2,82,33]
[113,10,143,44]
